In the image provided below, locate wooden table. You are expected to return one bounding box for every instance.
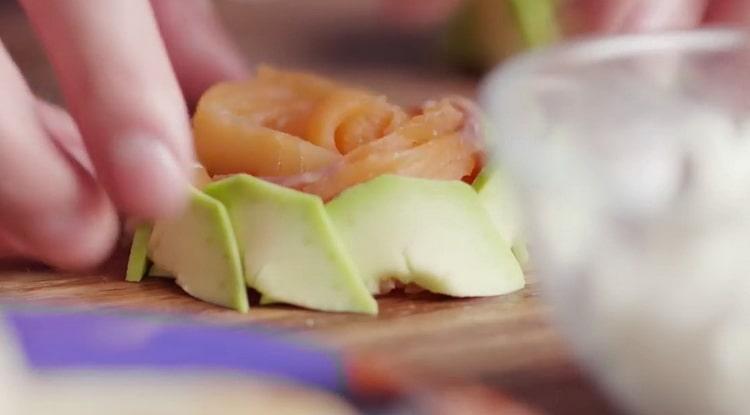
[0,1,617,413]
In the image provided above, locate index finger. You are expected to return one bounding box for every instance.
[21,0,194,218]
[561,0,707,34]
[704,0,750,25]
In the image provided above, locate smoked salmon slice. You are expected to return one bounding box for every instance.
[193,66,483,199]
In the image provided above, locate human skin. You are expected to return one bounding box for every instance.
[1,0,747,270]
[0,0,246,269]
[381,0,750,32]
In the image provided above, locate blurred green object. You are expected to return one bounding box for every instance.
[125,224,151,283]
[440,0,560,71]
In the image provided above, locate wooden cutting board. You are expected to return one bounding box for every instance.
[0,1,618,413]
[0,254,616,414]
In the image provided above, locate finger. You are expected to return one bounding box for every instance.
[561,0,707,34]
[34,99,93,173]
[704,0,750,25]
[619,0,707,32]
[0,230,22,260]
[151,0,248,104]
[21,0,194,219]
[0,41,118,269]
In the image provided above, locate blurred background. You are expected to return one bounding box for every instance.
[0,0,477,105]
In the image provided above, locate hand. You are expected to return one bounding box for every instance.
[0,0,247,269]
[561,0,750,34]
[382,0,750,32]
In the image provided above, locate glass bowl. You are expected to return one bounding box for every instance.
[482,29,750,415]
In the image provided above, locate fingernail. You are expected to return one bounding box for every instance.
[109,135,190,218]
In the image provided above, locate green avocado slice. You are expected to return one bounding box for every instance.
[126,165,215,282]
[440,0,559,70]
[327,175,525,297]
[509,0,559,49]
[147,264,174,278]
[148,188,249,312]
[473,165,529,266]
[126,224,152,282]
[204,175,377,315]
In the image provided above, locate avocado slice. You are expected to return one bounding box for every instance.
[327,175,525,297]
[509,0,559,48]
[204,175,377,315]
[126,224,152,282]
[440,0,559,71]
[125,164,213,283]
[147,264,173,278]
[473,165,530,266]
[148,188,249,312]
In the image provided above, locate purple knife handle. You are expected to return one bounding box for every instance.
[3,309,346,393]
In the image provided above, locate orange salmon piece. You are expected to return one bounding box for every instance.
[193,67,484,197]
[306,89,407,153]
[193,68,342,176]
[301,99,480,200]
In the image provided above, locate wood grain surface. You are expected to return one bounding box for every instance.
[0,1,618,414]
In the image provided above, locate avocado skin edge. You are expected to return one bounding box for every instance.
[127,167,527,313]
[204,175,378,315]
